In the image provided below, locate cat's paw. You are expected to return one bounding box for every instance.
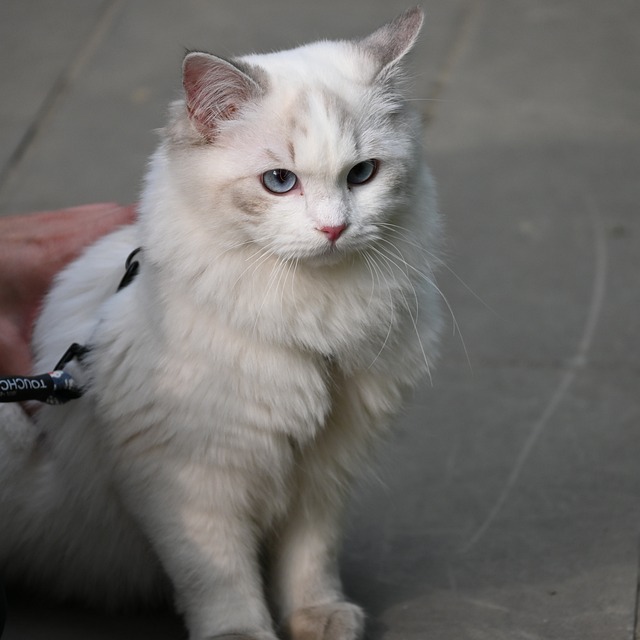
[287,603,365,640]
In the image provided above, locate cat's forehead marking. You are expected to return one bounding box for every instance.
[287,140,296,164]
[311,88,361,165]
[265,148,282,164]
[257,74,368,175]
[286,93,310,138]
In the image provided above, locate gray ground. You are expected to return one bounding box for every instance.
[1,1,639,639]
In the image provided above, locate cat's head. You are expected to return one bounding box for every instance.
[164,7,430,265]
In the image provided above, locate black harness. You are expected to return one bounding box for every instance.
[0,247,141,405]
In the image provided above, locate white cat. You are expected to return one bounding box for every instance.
[0,8,442,640]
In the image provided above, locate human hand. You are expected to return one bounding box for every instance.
[0,203,136,377]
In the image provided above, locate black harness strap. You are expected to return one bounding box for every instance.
[0,248,142,405]
[117,247,142,291]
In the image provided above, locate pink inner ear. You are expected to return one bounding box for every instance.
[183,53,259,139]
[361,7,424,75]
[183,56,211,110]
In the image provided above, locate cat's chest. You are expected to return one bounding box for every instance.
[89,255,419,452]
[216,256,413,371]
[92,295,333,446]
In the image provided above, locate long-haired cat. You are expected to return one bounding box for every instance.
[0,8,442,640]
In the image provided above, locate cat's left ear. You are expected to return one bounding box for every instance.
[359,6,424,80]
[182,52,263,140]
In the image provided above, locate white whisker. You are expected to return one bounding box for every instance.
[251,255,287,336]
[363,251,397,370]
[378,221,495,315]
[370,245,419,318]
[276,255,295,322]
[215,238,258,260]
[362,251,382,312]
[374,239,472,371]
[289,258,301,316]
[369,246,432,382]
[232,246,275,292]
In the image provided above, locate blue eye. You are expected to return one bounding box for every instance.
[347,159,378,186]
[262,169,298,194]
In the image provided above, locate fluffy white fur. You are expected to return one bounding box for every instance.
[0,8,442,640]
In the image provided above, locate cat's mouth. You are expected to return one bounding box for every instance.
[263,225,376,265]
[271,240,347,266]
[298,235,370,266]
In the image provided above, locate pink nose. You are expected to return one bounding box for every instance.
[318,224,348,243]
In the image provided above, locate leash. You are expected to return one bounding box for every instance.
[0,247,141,405]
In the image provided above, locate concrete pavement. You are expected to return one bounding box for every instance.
[1,1,639,638]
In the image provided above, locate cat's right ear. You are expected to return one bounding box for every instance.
[182,52,262,141]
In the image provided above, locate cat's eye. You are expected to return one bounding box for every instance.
[347,159,378,186]
[262,169,298,194]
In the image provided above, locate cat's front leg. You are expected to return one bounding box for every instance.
[271,410,368,639]
[271,369,404,640]
[114,451,277,640]
[271,493,364,640]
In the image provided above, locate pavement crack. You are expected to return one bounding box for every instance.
[0,0,126,203]
[458,192,608,554]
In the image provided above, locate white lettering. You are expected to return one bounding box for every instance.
[0,377,48,393]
